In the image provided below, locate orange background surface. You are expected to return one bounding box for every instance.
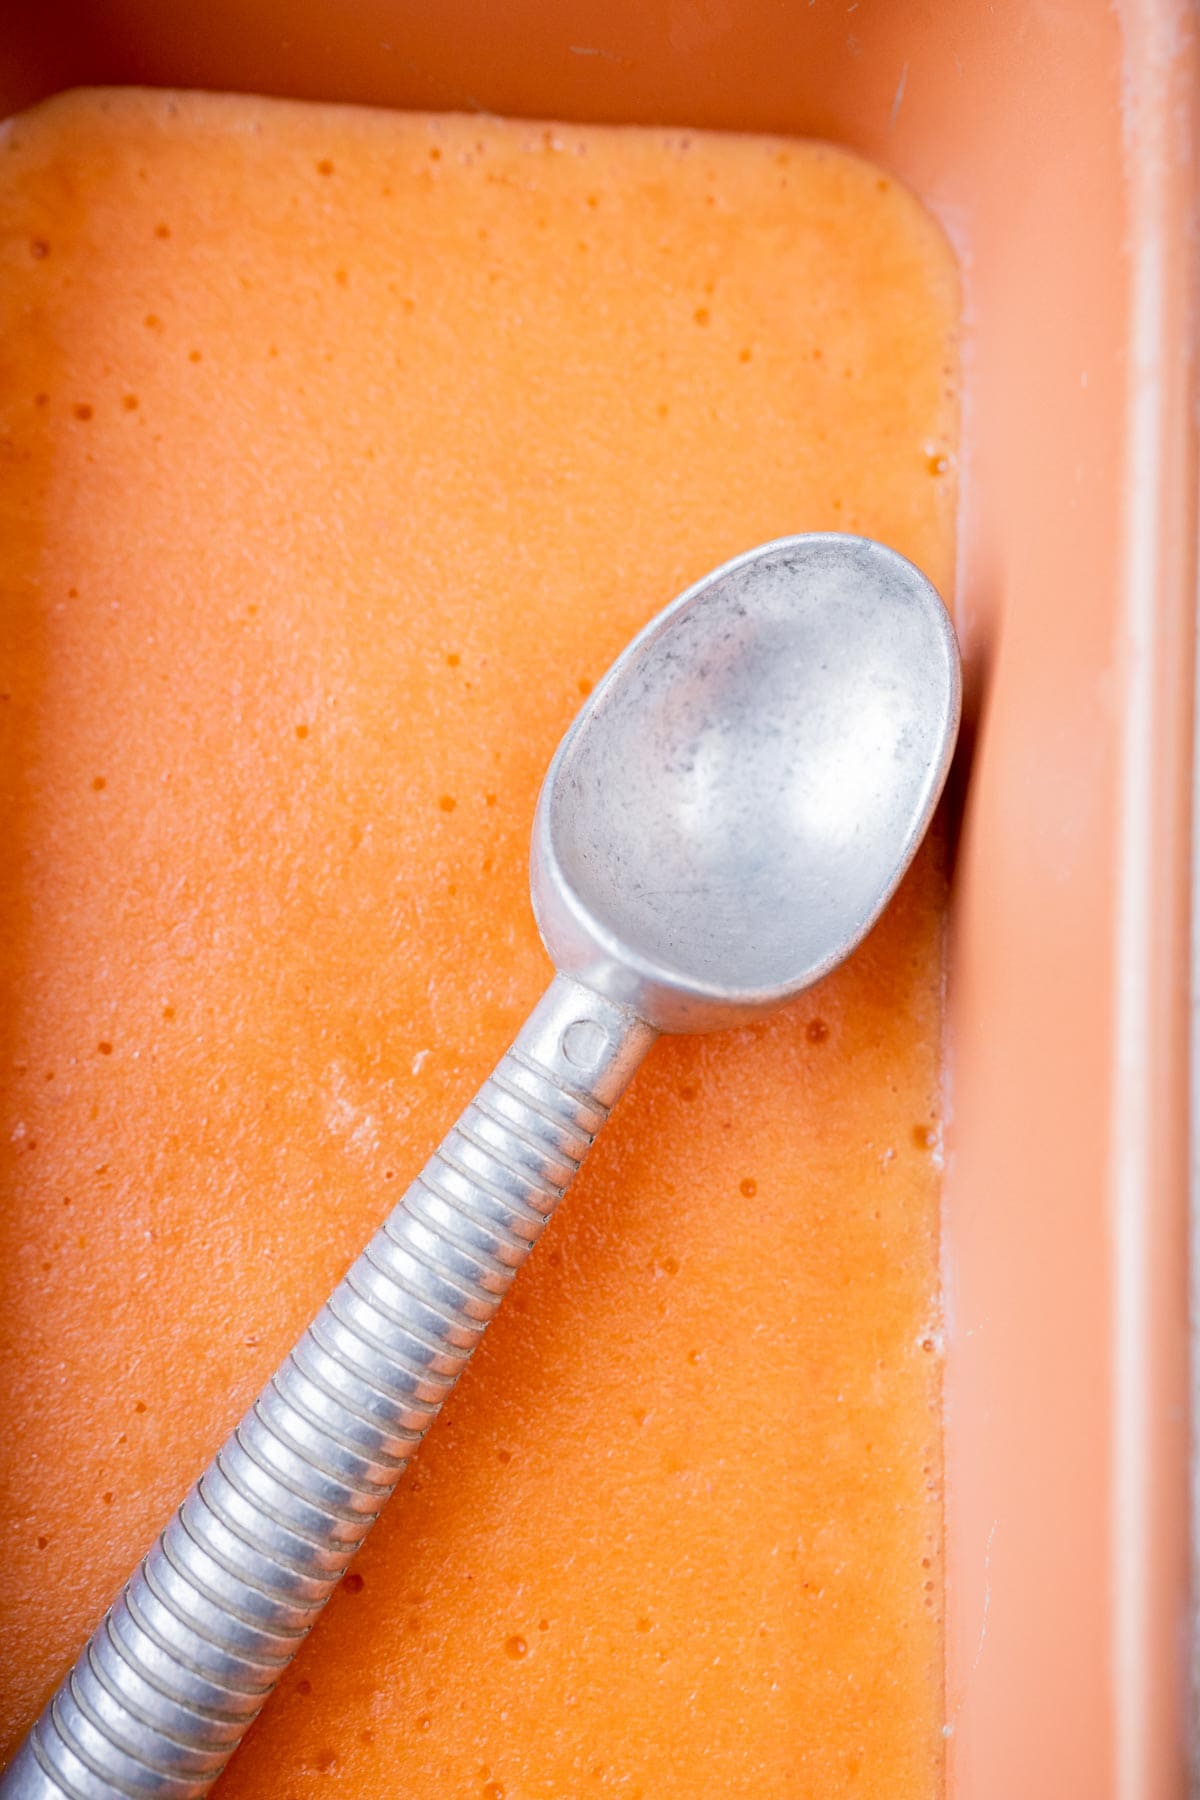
[0,89,956,1794]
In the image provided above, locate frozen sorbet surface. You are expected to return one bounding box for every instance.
[0,89,957,1798]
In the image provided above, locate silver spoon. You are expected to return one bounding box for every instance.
[4,532,960,1800]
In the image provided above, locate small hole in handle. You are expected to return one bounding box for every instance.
[560,1019,608,1070]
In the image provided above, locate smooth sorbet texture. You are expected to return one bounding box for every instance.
[0,89,958,1797]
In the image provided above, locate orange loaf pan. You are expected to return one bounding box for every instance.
[2,4,1197,1796]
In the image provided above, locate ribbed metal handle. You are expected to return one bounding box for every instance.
[2,976,655,1800]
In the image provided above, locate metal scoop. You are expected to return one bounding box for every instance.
[4,533,960,1800]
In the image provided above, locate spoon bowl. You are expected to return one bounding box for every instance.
[532,533,961,1031]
